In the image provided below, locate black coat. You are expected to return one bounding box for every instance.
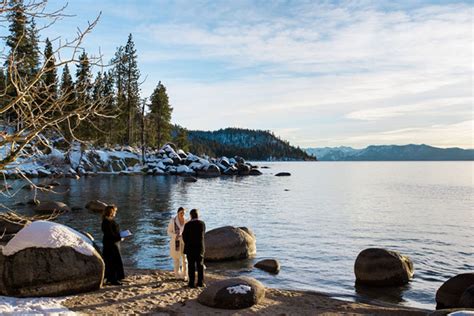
[182,219,206,257]
[101,217,125,281]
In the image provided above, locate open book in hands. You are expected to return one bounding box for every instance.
[120,230,132,238]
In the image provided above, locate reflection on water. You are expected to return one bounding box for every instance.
[354,283,410,305]
[1,162,473,310]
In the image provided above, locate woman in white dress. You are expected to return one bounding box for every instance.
[167,207,187,280]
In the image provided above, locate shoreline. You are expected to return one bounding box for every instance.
[63,268,432,315]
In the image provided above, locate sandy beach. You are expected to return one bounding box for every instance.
[63,269,431,315]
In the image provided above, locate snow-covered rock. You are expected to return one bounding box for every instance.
[2,221,95,257]
[0,221,104,297]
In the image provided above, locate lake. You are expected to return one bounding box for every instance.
[3,162,473,309]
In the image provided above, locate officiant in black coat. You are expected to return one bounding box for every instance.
[101,205,125,285]
[182,208,206,288]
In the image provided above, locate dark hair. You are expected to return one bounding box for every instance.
[190,208,199,219]
[103,205,117,219]
[177,207,185,214]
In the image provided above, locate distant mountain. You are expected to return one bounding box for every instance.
[186,128,315,161]
[305,144,474,161]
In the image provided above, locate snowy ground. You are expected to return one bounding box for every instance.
[0,296,73,315]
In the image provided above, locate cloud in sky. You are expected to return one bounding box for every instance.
[40,0,473,148]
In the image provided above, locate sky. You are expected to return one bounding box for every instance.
[37,0,473,149]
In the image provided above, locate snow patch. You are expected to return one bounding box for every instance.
[0,296,73,315]
[0,296,75,315]
[226,284,252,295]
[2,221,96,257]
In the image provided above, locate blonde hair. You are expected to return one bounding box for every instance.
[103,205,117,219]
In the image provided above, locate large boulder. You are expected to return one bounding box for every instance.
[196,164,221,178]
[85,200,108,213]
[33,201,71,213]
[436,273,474,309]
[254,259,280,274]
[237,163,251,176]
[354,248,414,286]
[205,226,256,261]
[198,277,265,309]
[0,221,104,297]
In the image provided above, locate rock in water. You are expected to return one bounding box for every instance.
[85,200,108,213]
[205,226,256,261]
[354,248,414,286]
[33,201,71,213]
[436,273,474,309]
[254,259,280,274]
[275,172,291,176]
[0,221,104,297]
[249,169,262,176]
[198,277,265,309]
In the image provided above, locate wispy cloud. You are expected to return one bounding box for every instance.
[37,0,473,148]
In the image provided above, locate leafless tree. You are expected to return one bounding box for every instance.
[0,0,113,171]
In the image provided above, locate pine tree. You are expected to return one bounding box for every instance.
[102,70,116,144]
[74,51,94,140]
[4,0,39,126]
[75,51,92,108]
[26,18,40,75]
[60,64,74,104]
[42,38,58,110]
[123,34,141,145]
[149,81,173,148]
[59,64,75,140]
[111,45,126,143]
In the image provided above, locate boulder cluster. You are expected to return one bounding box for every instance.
[1,143,262,179]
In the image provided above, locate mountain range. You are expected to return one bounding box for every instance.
[305,144,474,161]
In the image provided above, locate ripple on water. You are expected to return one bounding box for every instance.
[1,162,472,310]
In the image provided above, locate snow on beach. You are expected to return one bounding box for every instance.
[0,296,73,315]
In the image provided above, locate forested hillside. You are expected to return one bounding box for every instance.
[186,128,316,161]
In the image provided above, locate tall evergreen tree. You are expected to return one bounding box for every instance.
[111,45,126,143]
[59,64,75,140]
[26,18,40,75]
[42,38,58,109]
[101,70,117,144]
[149,81,173,148]
[75,51,92,108]
[4,0,40,125]
[60,64,74,104]
[74,51,93,139]
[123,34,141,145]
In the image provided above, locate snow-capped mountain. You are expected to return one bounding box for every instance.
[305,144,474,161]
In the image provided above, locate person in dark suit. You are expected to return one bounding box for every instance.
[101,205,125,285]
[182,208,206,288]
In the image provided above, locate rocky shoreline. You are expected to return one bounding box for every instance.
[1,142,263,180]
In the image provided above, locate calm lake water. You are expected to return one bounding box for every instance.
[3,162,473,309]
